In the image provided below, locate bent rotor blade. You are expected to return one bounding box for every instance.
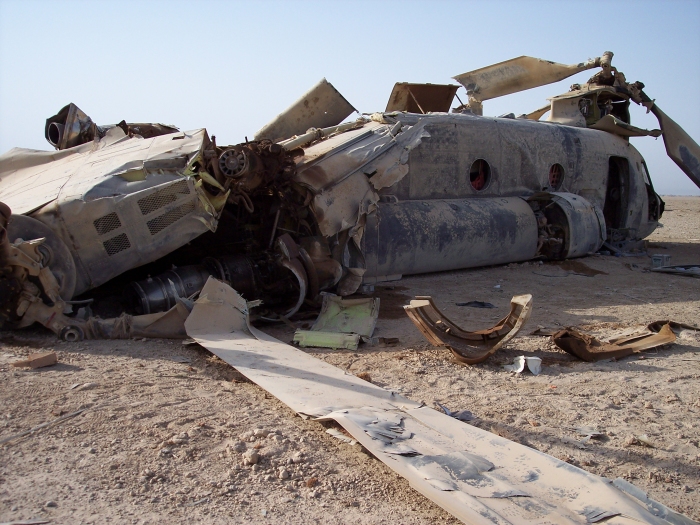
[453,56,599,102]
[650,104,700,188]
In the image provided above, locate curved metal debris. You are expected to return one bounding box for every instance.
[184,279,696,525]
[552,323,677,362]
[403,294,533,365]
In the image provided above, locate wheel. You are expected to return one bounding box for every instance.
[7,214,77,300]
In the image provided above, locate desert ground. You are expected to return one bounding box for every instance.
[1,196,698,525]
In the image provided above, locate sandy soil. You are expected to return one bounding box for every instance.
[1,197,698,525]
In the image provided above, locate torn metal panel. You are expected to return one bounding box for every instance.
[41,175,215,295]
[404,295,533,365]
[296,119,432,239]
[552,323,676,362]
[186,279,694,525]
[85,301,190,340]
[293,294,379,350]
[254,78,356,143]
[0,129,217,296]
[0,128,207,215]
[309,294,379,338]
[293,330,360,350]
[385,83,459,114]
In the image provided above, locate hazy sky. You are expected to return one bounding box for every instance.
[1,0,699,195]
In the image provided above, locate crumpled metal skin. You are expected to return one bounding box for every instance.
[552,323,677,362]
[0,202,22,329]
[403,294,533,365]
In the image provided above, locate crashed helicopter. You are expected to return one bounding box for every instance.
[1,51,698,340]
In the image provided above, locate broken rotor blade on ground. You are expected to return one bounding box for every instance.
[184,279,694,525]
[403,294,533,365]
[552,323,677,362]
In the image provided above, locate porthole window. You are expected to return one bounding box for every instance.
[548,163,564,190]
[469,159,491,191]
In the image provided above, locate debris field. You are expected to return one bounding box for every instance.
[0,196,698,524]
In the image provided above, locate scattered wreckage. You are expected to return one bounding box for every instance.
[1,51,699,340]
[183,278,697,525]
[2,52,700,524]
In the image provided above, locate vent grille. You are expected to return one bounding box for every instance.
[103,233,131,256]
[93,212,122,236]
[137,180,190,215]
[147,202,196,236]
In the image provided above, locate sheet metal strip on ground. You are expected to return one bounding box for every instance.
[185,278,695,525]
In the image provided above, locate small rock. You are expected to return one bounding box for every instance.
[279,469,290,480]
[682,485,691,493]
[356,372,372,383]
[291,452,305,464]
[624,435,638,447]
[88,448,96,454]
[264,474,274,481]
[644,402,653,409]
[45,500,57,508]
[231,441,247,453]
[254,428,270,438]
[11,506,18,511]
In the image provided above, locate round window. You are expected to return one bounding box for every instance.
[469,159,491,191]
[548,163,564,190]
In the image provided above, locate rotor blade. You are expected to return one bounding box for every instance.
[649,104,700,188]
[453,56,599,102]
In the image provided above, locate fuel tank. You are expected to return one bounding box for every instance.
[362,197,539,283]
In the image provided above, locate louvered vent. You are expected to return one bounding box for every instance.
[147,202,196,236]
[93,212,122,236]
[137,180,190,215]
[103,233,131,256]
